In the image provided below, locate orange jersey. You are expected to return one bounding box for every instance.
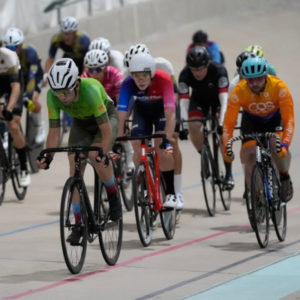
[223,75,294,149]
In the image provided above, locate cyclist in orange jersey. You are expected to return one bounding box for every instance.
[223,56,294,202]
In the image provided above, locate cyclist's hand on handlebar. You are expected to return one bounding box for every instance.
[278,144,288,158]
[224,151,234,163]
[96,153,110,167]
[2,108,13,121]
[37,155,53,170]
[23,98,35,112]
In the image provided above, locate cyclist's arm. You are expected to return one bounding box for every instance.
[117,110,129,137]
[46,127,60,149]
[222,89,241,150]
[164,109,176,140]
[97,121,112,154]
[178,77,190,123]
[7,81,21,111]
[277,82,294,147]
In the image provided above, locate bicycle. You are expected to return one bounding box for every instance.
[182,116,231,217]
[0,109,27,204]
[38,146,123,274]
[117,133,176,247]
[226,132,287,248]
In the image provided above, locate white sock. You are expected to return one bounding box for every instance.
[174,174,182,195]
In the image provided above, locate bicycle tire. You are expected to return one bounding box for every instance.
[201,144,216,216]
[0,145,7,205]
[114,143,133,211]
[133,163,153,247]
[60,177,88,274]
[244,181,255,231]
[270,165,287,241]
[10,143,27,200]
[214,134,231,211]
[98,181,123,265]
[160,174,176,240]
[25,112,43,174]
[251,165,269,248]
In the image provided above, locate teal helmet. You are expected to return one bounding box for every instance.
[241,56,268,78]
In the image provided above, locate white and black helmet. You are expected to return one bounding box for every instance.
[48,58,79,90]
[2,27,24,46]
[88,37,111,53]
[60,16,78,33]
[84,49,109,68]
[129,52,155,77]
[124,44,150,68]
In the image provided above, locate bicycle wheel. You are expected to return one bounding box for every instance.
[98,181,123,265]
[60,177,88,274]
[214,134,231,211]
[0,146,7,205]
[244,181,255,231]
[160,174,176,240]
[10,143,27,200]
[133,163,153,246]
[270,165,287,241]
[26,112,43,174]
[114,143,133,211]
[201,144,216,216]
[251,165,269,248]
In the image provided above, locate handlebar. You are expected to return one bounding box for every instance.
[226,132,282,157]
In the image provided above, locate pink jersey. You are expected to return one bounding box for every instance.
[81,65,123,104]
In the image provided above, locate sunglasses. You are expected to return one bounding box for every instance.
[52,84,76,97]
[88,67,104,74]
[6,45,18,51]
[189,66,207,72]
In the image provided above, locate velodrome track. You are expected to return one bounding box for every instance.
[1,3,300,299]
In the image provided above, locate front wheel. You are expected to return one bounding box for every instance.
[98,181,123,266]
[251,165,269,248]
[160,174,176,240]
[270,165,287,242]
[10,144,27,200]
[201,144,216,216]
[0,152,6,205]
[133,163,153,247]
[60,177,87,274]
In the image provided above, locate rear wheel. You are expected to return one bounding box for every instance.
[270,165,287,241]
[0,146,7,205]
[201,144,216,216]
[114,143,133,211]
[98,181,123,265]
[160,174,176,240]
[251,165,269,248]
[10,143,27,200]
[60,177,87,274]
[214,134,231,211]
[133,163,152,246]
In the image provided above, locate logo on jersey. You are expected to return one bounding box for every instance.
[178,82,189,94]
[98,104,105,112]
[279,88,287,98]
[218,76,228,89]
[230,94,239,103]
[247,101,275,114]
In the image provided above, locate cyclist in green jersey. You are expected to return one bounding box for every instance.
[37,58,121,245]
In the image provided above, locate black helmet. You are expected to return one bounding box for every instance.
[192,30,208,44]
[186,46,210,68]
[236,51,256,69]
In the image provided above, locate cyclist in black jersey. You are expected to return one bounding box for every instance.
[3,27,45,144]
[178,46,233,188]
[0,47,31,186]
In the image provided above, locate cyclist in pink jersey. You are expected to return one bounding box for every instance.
[82,49,122,106]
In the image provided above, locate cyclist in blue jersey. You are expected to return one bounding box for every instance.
[3,27,45,144]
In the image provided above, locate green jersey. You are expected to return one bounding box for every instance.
[47,78,113,128]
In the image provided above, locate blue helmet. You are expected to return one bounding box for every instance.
[241,56,268,78]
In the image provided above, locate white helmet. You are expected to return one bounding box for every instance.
[84,49,109,68]
[48,58,79,90]
[88,37,111,53]
[60,16,78,33]
[2,27,24,46]
[124,44,150,68]
[129,52,155,77]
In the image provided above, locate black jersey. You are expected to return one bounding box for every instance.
[178,61,229,108]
